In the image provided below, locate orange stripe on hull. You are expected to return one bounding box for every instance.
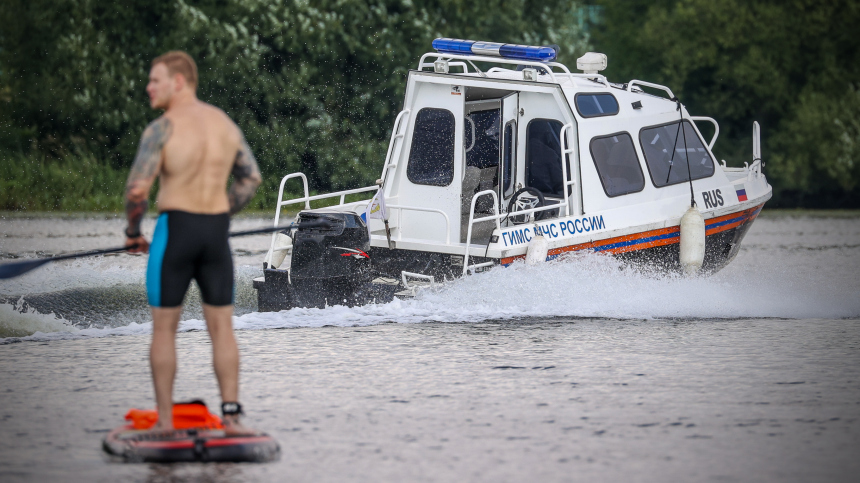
[500,204,763,265]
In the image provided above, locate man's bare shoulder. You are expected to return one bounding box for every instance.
[194,102,242,138]
[142,115,172,136]
[198,102,237,125]
[135,116,173,161]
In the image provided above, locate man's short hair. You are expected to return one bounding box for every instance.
[152,51,198,90]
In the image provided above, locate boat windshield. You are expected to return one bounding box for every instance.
[639,121,714,187]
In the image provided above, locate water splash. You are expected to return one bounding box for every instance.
[3,248,858,343]
[0,298,79,338]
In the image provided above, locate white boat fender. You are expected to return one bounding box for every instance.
[270,232,293,269]
[525,233,549,266]
[679,204,706,275]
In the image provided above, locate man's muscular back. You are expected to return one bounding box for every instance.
[158,102,240,214]
[124,58,261,254]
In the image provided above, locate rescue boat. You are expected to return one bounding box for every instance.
[253,39,771,311]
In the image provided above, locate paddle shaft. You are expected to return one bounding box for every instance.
[41,245,135,263]
[227,220,330,237]
[0,221,330,279]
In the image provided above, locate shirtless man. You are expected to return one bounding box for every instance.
[124,51,262,432]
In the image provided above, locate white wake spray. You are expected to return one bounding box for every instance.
[0,298,79,338]
[3,248,858,342]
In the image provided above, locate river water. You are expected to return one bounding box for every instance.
[0,212,858,482]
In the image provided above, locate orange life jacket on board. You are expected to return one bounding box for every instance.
[125,401,223,430]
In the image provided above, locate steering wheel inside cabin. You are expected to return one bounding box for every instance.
[506,187,546,225]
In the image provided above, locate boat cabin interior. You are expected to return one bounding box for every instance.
[458,88,567,243]
[386,74,578,249]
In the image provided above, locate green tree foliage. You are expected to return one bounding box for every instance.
[592,0,860,207]
[0,152,127,211]
[0,0,589,209]
[6,0,853,209]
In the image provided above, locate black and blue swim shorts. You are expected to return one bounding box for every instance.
[146,211,234,308]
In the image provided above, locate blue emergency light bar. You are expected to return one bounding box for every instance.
[432,38,557,62]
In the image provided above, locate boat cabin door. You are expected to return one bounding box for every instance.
[459,91,518,243]
[396,82,465,246]
[499,93,519,209]
[460,96,505,243]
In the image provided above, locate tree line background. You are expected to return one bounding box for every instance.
[0,0,857,210]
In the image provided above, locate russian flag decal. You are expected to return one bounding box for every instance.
[736,184,748,202]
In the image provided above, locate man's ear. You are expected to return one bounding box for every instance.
[173,73,187,92]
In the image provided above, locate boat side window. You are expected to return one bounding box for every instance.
[407,108,456,186]
[589,132,645,197]
[575,93,619,118]
[502,120,516,196]
[639,120,715,188]
[525,119,565,198]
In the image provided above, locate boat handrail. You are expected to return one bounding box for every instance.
[713,123,763,180]
[626,79,675,100]
[475,68,608,89]
[265,172,376,266]
[690,116,720,150]
[462,192,566,273]
[279,184,378,210]
[419,52,574,74]
[753,121,762,163]
[401,271,435,290]
[418,52,572,84]
[749,121,763,180]
[559,123,575,217]
[561,73,610,88]
[379,109,411,193]
[355,202,452,245]
[275,173,309,213]
[472,203,563,224]
[265,172,308,266]
[463,189,501,274]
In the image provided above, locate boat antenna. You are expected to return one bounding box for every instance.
[665,97,697,207]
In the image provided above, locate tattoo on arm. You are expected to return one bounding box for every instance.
[125,117,172,236]
[228,137,262,215]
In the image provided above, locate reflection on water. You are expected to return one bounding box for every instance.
[0,319,858,482]
[145,463,246,483]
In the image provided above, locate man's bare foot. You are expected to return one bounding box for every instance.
[147,421,174,433]
[146,422,176,437]
[128,422,181,441]
[222,414,258,436]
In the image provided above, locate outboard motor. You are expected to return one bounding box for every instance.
[290,211,371,307]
